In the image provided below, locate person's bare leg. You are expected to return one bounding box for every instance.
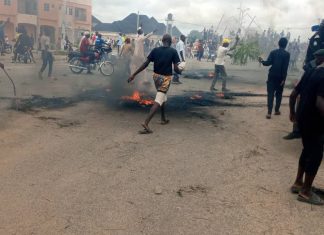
[293,165,305,188]
[300,174,316,197]
[142,102,160,131]
[161,103,169,124]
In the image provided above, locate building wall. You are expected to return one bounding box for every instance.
[0,0,92,46]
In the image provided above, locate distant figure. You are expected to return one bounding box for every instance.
[39,31,54,80]
[131,27,156,85]
[0,18,9,55]
[259,38,290,119]
[172,35,186,84]
[120,38,133,76]
[210,36,239,92]
[117,33,123,54]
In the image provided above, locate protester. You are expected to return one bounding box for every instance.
[12,27,31,63]
[117,33,123,54]
[128,34,182,134]
[38,31,54,80]
[0,18,9,56]
[120,38,133,76]
[259,38,290,119]
[197,40,204,61]
[80,32,95,74]
[210,36,239,92]
[172,35,186,84]
[131,27,156,85]
[290,49,324,205]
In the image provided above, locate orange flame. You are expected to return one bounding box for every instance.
[216,93,225,98]
[122,91,155,106]
[190,94,203,100]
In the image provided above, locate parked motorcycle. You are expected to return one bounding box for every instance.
[68,45,114,76]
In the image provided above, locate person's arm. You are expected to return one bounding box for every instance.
[144,29,157,40]
[289,89,299,122]
[179,50,185,62]
[281,53,291,85]
[260,51,273,66]
[229,35,240,51]
[316,96,324,117]
[128,59,150,83]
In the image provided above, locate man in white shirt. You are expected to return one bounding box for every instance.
[172,35,186,84]
[210,37,239,92]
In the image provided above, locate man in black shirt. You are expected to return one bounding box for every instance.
[128,34,182,134]
[290,49,324,205]
[259,38,290,119]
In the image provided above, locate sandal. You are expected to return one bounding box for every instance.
[139,124,153,134]
[161,120,170,125]
[297,192,324,205]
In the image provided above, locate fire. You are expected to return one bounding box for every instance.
[190,94,203,100]
[122,91,155,105]
[216,92,225,98]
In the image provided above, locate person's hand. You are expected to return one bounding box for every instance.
[128,75,135,83]
[258,57,263,63]
[0,62,4,69]
[289,112,296,123]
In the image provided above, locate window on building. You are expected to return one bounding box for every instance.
[75,8,86,21]
[4,0,11,6]
[44,3,50,11]
[66,7,73,15]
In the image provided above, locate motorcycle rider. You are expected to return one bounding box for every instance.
[12,27,31,63]
[80,31,95,74]
[0,18,9,56]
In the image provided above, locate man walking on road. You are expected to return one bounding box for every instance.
[38,31,54,80]
[210,36,239,92]
[128,34,182,134]
[259,38,290,119]
[172,35,186,84]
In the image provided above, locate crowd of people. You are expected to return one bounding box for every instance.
[1,13,324,206]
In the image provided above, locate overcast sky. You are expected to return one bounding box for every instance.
[93,0,323,40]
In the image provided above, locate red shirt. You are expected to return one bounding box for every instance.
[80,37,90,53]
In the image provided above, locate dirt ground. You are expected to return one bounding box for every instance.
[1,53,324,235]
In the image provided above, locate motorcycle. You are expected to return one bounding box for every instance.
[68,45,114,76]
[16,46,34,63]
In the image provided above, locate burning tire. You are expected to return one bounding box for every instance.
[69,57,84,74]
[99,61,114,76]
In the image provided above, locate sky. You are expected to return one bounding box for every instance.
[93,0,323,41]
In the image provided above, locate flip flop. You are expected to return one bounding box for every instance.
[138,124,153,134]
[312,186,324,196]
[291,185,302,194]
[161,120,170,125]
[297,192,324,205]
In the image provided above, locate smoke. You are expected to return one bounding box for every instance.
[308,0,324,21]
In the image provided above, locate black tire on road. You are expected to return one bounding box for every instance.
[69,57,84,74]
[99,61,114,76]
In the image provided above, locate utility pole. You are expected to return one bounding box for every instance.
[136,11,140,31]
[61,0,67,50]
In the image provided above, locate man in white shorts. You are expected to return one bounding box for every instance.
[128,34,182,134]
